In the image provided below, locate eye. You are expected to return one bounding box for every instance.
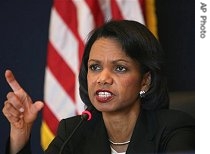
[89,64,101,71]
[115,65,127,72]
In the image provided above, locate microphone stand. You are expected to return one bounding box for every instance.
[58,106,93,154]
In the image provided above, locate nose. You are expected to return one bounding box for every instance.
[97,69,113,85]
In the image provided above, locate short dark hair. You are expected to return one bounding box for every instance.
[79,20,169,110]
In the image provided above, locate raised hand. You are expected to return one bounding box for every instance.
[2,69,44,153]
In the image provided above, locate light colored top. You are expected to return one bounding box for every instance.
[111,146,126,154]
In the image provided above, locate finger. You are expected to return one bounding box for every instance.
[5,69,23,93]
[5,101,23,117]
[6,92,24,113]
[2,101,23,122]
[8,114,22,123]
[31,101,44,115]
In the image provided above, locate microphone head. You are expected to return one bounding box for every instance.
[81,105,94,121]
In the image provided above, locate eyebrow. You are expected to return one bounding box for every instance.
[88,59,130,64]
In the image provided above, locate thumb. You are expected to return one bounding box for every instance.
[31,101,44,114]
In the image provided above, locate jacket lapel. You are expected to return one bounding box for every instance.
[127,110,156,154]
[83,112,111,154]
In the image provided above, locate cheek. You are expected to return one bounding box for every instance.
[87,74,91,88]
[87,75,92,98]
[87,73,95,90]
[120,76,141,91]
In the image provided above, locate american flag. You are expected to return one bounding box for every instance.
[41,0,157,150]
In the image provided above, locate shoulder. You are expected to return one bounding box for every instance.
[141,109,194,137]
[58,111,103,135]
[59,115,81,128]
[154,109,194,129]
[145,109,195,153]
[54,115,81,140]
[59,116,81,129]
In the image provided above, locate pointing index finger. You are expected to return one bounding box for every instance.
[5,70,23,92]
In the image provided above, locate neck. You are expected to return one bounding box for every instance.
[102,102,140,143]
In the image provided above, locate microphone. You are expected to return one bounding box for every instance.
[58,106,94,154]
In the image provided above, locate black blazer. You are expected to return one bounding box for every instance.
[13,109,195,154]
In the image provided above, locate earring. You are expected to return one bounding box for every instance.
[139,90,145,98]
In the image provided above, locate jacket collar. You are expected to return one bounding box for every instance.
[85,109,156,154]
[127,109,156,153]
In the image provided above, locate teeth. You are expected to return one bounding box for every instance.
[98,92,111,98]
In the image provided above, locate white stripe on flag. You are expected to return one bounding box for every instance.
[44,68,76,120]
[116,0,145,23]
[49,8,79,74]
[98,0,112,21]
[73,0,95,41]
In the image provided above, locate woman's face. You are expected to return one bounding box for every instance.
[87,38,144,113]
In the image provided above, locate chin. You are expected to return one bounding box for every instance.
[93,103,114,112]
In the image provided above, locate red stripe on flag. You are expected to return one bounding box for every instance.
[47,42,76,101]
[110,0,123,20]
[54,0,77,37]
[139,0,146,22]
[86,0,105,27]
[54,0,85,63]
[43,103,59,134]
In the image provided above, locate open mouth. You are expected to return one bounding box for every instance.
[98,91,111,97]
[96,90,113,103]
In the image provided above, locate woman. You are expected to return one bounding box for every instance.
[3,20,194,154]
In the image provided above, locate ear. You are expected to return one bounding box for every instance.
[140,72,151,92]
